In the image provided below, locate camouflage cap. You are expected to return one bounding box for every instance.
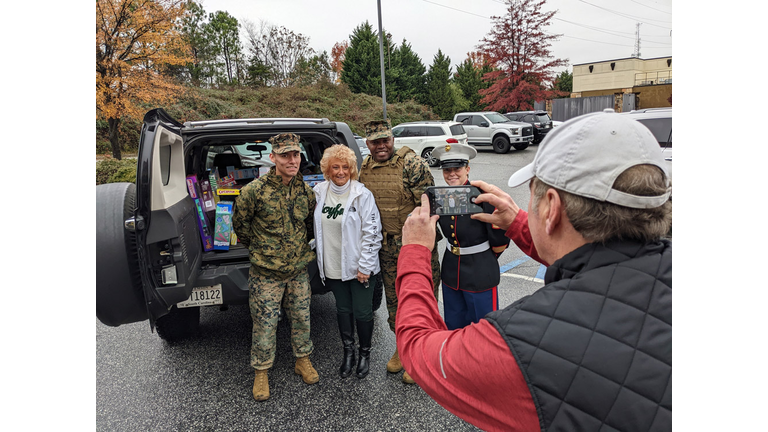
[364,119,393,141]
[269,133,302,154]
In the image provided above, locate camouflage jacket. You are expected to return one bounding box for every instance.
[232,167,316,280]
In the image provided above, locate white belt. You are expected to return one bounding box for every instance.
[446,241,490,255]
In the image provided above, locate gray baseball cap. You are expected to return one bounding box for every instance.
[507,109,671,209]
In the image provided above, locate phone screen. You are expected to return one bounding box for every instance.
[425,186,485,216]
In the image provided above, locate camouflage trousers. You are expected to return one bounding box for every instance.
[380,235,441,333]
[248,267,314,370]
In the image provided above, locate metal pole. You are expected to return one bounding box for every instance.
[377,0,387,120]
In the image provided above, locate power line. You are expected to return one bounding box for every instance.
[420,0,489,19]
[574,0,672,29]
[626,0,672,15]
[554,17,671,45]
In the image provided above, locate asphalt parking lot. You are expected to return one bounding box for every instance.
[96,145,544,431]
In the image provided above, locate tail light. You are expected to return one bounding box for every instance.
[446,138,459,143]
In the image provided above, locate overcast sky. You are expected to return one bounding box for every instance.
[200,0,672,75]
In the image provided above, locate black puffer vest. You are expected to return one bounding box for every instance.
[485,240,672,432]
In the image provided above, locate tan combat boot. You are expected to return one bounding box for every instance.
[253,369,269,401]
[402,370,415,384]
[295,356,319,384]
[387,349,403,373]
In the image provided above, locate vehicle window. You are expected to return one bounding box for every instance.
[470,116,486,126]
[485,112,510,123]
[456,115,470,124]
[392,126,405,138]
[505,114,519,121]
[536,114,552,123]
[523,115,535,122]
[449,124,466,136]
[635,118,672,146]
[406,127,427,137]
[426,126,444,136]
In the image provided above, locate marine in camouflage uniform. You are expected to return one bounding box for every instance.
[358,119,441,384]
[232,132,319,401]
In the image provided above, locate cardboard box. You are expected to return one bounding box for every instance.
[213,201,234,251]
[216,188,241,196]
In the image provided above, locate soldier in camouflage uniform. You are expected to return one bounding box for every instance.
[232,132,320,402]
[358,119,441,384]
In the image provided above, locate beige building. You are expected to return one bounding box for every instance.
[571,56,672,110]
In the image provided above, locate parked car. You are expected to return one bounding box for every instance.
[96,109,383,341]
[391,120,469,167]
[453,112,533,153]
[620,108,672,181]
[503,110,554,144]
[354,134,370,158]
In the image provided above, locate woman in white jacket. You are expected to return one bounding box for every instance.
[313,145,382,379]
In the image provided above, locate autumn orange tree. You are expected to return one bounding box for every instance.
[97,0,191,159]
[478,0,568,112]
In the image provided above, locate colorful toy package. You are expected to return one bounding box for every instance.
[213,201,234,251]
[208,171,221,204]
[200,179,216,212]
[186,175,214,251]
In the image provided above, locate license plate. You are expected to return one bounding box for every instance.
[177,284,223,308]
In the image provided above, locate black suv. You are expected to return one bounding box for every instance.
[96,109,383,341]
[504,110,554,144]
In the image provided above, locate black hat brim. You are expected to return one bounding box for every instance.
[439,159,469,169]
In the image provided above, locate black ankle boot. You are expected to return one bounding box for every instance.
[337,313,356,378]
[356,319,374,379]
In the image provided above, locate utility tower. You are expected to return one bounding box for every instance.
[631,23,642,58]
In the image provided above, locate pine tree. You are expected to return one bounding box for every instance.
[424,50,456,119]
[390,39,426,103]
[341,22,385,96]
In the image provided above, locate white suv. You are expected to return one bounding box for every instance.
[391,121,469,167]
[620,108,672,180]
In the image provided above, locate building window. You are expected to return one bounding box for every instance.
[611,62,616,70]
[589,65,594,73]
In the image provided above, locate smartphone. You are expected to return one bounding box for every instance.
[425,186,485,216]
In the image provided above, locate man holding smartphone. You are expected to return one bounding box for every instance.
[430,144,510,329]
[395,110,672,431]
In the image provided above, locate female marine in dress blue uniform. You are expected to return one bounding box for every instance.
[432,144,510,330]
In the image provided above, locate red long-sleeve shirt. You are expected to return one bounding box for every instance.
[395,244,540,432]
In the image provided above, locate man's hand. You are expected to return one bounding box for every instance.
[470,180,521,231]
[402,194,439,251]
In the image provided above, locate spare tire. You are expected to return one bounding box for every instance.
[96,183,148,326]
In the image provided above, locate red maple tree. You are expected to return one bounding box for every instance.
[478,0,568,112]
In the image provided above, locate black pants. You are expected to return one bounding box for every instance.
[325,278,374,322]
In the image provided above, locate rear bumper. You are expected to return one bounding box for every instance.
[189,260,329,306]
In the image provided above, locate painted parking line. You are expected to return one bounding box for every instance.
[499,256,532,273]
[499,257,546,283]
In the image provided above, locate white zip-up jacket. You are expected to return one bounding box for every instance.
[313,180,383,282]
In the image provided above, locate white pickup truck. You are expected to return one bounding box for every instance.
[453,111,534,153]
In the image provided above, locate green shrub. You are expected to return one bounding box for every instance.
[109,166,137,184]
[96,158,137,185]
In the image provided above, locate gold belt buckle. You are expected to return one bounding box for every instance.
[451,246,460,255]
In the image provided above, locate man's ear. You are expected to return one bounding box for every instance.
[269,152,276,163]
[544,189,563,236]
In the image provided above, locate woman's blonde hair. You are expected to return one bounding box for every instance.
[320,144,358,181]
